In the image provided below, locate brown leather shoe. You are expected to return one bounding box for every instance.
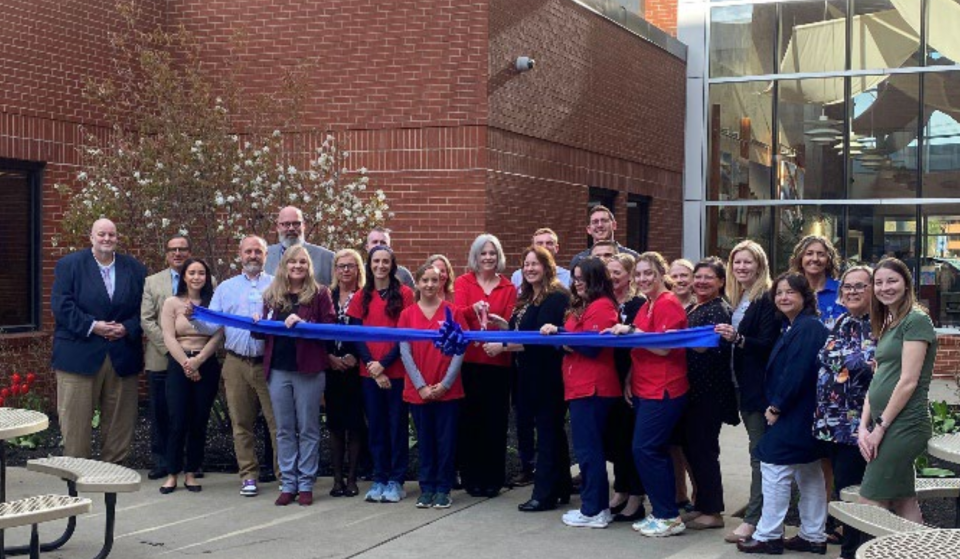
[275,492,296,506]
[783,535,827,555]
[737,536,784,555]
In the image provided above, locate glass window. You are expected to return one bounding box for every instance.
[710,4,777,78]
[708,82,774,201]
[921,204,960,326]
[779,1,847,75]
[926,0,960,66]
[777,78,847,199]
[846,203,917,267]
[0,162,40,331]
[705,205,773,262]
[850,73,921,198]
[922,71,960,197]
[851,0,921,70]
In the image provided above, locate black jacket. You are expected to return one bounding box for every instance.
[733,292,781,413]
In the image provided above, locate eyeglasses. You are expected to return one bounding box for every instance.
[336,263,358,271]
[841,283,869,293]
[166,247,189,253]
[278,221,302,229]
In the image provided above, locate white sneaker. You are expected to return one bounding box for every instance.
[638,516,686,538]
[632,514,656,532]
[240,479,258,497]
[562,510,610,529]
[562,509,581,520]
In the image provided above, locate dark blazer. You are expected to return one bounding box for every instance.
[51,250,148,377]
[755,312,829,465]
[734,292,781,413]
[261,286,336,376]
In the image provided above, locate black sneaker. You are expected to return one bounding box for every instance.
[147,467,168,480]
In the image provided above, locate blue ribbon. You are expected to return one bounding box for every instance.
[193,306,720,355]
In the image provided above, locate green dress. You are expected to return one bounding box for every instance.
[859,309,937,500]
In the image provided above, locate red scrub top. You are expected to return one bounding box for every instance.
[398,300,467,404]
[346,285,415,379]
[629,290,689,400]
[454,272,517,367]
[562,297,621,401]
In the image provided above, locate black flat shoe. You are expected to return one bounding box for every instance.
[466,487,485,497]
[483,487,500,498]
[259,471,278,483]
[159,484,176,495]
[148,467,168,480]
[518,498,556,512]
[614,507,646,522]
[610,501,627,515]
[557,493,571,505]
[184,483,202,493]
[330,481,345,497]
[193,469,205,479]
[343,482,359,497]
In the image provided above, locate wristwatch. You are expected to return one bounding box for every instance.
[874,416,886,430]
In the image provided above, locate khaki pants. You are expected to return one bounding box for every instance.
[222,354,278,479]
[56,356,139,464]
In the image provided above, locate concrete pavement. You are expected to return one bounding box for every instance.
[3,425,796,559]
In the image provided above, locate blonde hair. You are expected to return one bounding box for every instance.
[424,254,456,296]
[330,248,366,292]
[636,251,673,290]
[608,253,637,298]
[789,235,841,279]
[726,240,773,307]
[263,245,320,313]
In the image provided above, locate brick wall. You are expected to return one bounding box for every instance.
[487,0,685,265]
[645,0,678,36]
[935,335,960,380]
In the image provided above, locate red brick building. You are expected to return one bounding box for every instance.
[0,0,686,343]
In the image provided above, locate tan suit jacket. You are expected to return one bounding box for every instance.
[141,269,175,372]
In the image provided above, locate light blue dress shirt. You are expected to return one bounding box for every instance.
[192,271,273,356]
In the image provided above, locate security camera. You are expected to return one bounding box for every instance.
[516,56,535,72]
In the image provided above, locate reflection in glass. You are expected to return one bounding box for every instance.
[773,205,843,273]
[846,204,917,266]
[922,72,960,197]
[777,78,846,199]
[850,74,920,198]
[925,0,960,65]
[706,206,772,263]
[921,205,960,326]
[779,1,847,75]
[710,4,776,78]
[708,83,773,201]
[851,0,921,70]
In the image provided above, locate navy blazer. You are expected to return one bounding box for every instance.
[734,293,781,413]
[755,312,829,465]
[51,250,148,377]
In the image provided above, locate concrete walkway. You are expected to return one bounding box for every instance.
[3,425,797,559]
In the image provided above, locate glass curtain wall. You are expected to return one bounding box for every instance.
[705,0,960,325]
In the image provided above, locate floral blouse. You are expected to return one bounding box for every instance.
[812,313,875,445]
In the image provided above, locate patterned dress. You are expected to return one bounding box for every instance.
[812,313,875,445]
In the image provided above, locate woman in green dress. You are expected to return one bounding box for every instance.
[858,258,937,523]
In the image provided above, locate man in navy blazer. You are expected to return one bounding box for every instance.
[51,218,148,464]
[264,206,334,286]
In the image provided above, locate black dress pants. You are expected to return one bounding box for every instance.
[458,363,511,493]
[165,354,221,475]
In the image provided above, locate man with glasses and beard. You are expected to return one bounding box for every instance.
[265,206,335,286]
[189,236,278,497]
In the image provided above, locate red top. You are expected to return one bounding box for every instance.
[346,285,415,379]
[630,290,689,400]
[562,297,621,401]
[398,300,467,404]
[453,272,517,367]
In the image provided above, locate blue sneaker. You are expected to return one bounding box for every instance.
[365,482,385,503]
[432,493,452,509]
[416,492,435,508]
[381,481,406,503]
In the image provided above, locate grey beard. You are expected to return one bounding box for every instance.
[280,236,303,249]
[243,262,263,276]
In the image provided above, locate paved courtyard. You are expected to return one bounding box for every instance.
[2,425,826,558]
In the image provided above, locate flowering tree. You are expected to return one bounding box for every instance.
[55,2,390,280]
